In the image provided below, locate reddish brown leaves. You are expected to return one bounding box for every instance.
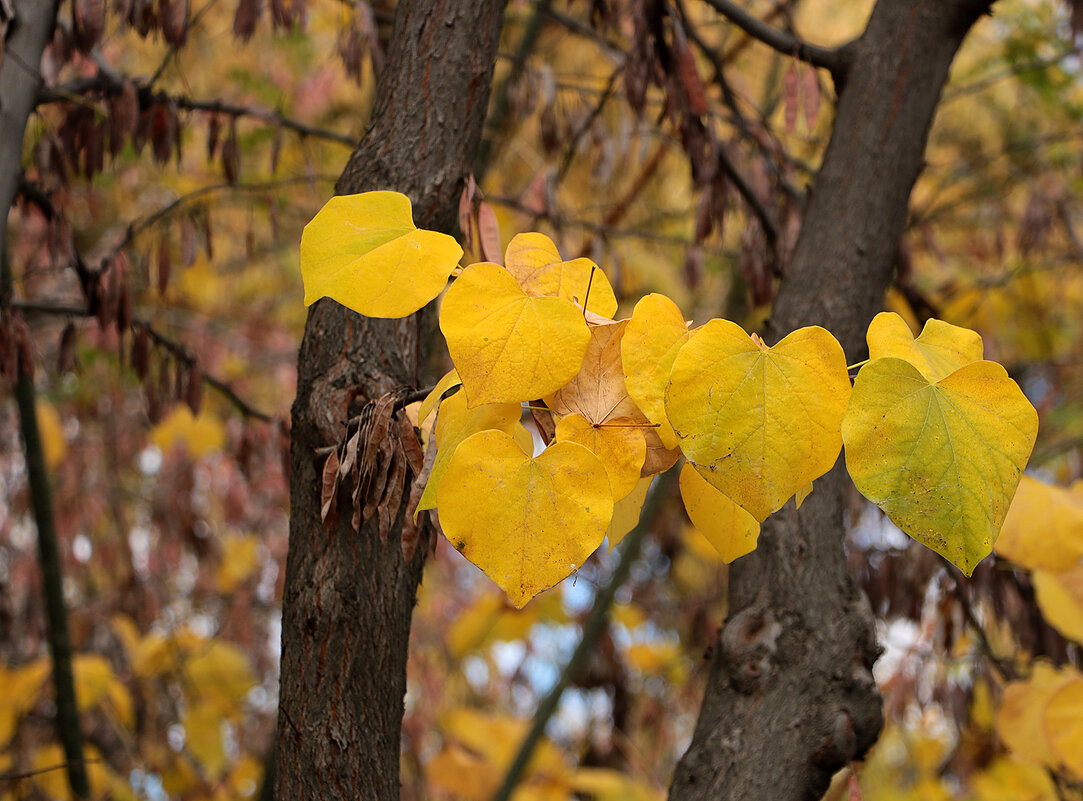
[233,0,262,41]
[318,394,431,562]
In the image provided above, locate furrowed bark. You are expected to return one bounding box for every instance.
[668,2,994,800]
[273,2,504,800]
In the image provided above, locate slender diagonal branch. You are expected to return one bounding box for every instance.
[490,468,676,801]
[38,75,357,146]
[701,0,848,77]
[10,301,274,422]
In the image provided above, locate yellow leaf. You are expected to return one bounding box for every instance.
[969,757,1057,801]
[228,756,263,798]
[607,476,652,549]
[151,407,225,459]
[0,659,49,748]
[447,592,540,658]
[1033,563,1083,644]
[440,262,590,405]
[36,401,66,469]
[427,745,500,800]
[996,662,1075,767]
[842,358,1037,575]
[504,232,617,318]
[555,414,646,500]
[570,769,663,801]
[437,430,613,608]
[621,293,690,449]
[184,700,228,779]
[866,311,984,382]
[665,321,850,522]
[1045,675,1083,778]
[418,368,461,427]
[415,389,521,513]
[794,482,813,509]
[300,191,463,318]
[73,654,131,724]
[679,463,760,563]
[215,533,261,593]
[30,744,106,801]
[185,641,256,714]
[995,475,1083,572]
[440,707,565,775]
[626,641,680,674]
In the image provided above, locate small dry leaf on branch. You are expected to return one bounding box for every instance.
[185,360,203,415]
[477,201,501,264]
[58,323,78,374]
[221,118,240,184]
[132,326,151,379]
[320,448,341,527]
[160,0,189,45]
[233,0,262,41]
[783,63,799,133]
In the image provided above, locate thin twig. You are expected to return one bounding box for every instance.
[38,75,357,146]
[700,0,847,77]
[0,759,102,784]
[9,301,274,422]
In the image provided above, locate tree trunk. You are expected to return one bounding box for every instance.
[274,2,505,800]
[668,2,993,799]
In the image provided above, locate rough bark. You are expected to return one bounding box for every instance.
[668,2,994,800]
[274,2,504,800]
[0,0,62,303]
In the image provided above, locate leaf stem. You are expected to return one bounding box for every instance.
[582,264,596,318]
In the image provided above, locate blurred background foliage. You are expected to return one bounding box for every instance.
[2,0,1083,799]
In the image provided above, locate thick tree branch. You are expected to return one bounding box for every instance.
[669,2,996,799]
[275,2,506,799]
[701,0,849,78]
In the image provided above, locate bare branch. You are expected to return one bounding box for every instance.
[38,74,357,147]
[701,0,848,77]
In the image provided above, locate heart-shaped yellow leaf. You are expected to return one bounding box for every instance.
[555,413,646,500]
[621,294,690,450]
[842,358,1038,575]
[440,262,590,406]
[416,389,521,513]
[995,475,1083,572]
[995,662,1076,767]
[867,311,984,382]
[300,191,463,318]
[679,463,760,563]
[1034,563,1083,644]
[504,233,617,318]
[664,321,850,522]
[438,430,613,607]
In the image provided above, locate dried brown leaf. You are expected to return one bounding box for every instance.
[233,0,261,40]
[320,449,341,526]
[477,201,501,264]
[185,360,203,415]
[58,323,78,374]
